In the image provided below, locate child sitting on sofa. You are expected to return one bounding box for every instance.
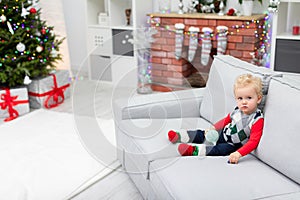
[168,74,264,164]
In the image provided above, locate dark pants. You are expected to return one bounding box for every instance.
[187,130,242,156]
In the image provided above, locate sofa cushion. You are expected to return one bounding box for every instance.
[117,117,212,176]
[149,155,300,199]
[114,88,205,121]
[200,55,280,124]
[254,77,300,185]
[261,192,300,200]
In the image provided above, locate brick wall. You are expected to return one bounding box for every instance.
[149,13,266,92]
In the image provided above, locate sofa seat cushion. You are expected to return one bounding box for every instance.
[149,155,300,200]
[261,192,300,200]
[118,117,212,176]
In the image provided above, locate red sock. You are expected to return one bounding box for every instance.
[178,143,195,156]
[168,130,179,143]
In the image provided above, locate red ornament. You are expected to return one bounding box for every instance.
[41,28,46,35]
[30,8,37,14]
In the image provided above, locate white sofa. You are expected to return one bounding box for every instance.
[113,55,300,199]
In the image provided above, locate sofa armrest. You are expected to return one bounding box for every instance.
[113,88,205,122]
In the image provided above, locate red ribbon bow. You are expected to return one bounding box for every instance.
[0,88,29,122]
[28,74,70,109]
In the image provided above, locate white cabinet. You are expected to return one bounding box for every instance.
[87,26,112,56]
[270,0,300,73]
[85,0,153,86]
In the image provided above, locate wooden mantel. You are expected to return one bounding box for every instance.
[148,12,267,92]
[148,12,266,21]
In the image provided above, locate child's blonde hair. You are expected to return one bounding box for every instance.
[234,74,263,97]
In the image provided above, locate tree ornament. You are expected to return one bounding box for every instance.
[35,30,41,36]
[21,3,29,18]
[41,28,46,35]
[23,75,32,85]
[16,42,26,52]
[29,7,37,14]
[7,22,14,35]
[50,49,58,57]
[49,30,55,36]
[0,15,7,22]
[36,46,43,52]
[30,0,39,9]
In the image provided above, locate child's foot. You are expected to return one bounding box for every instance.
[168,130,180,143]
[178,143,206,156]
[168,130,190,143]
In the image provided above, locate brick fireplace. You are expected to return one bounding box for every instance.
[148,13,266,92]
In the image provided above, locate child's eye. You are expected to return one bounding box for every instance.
[237,97,242,101]
[247,97,252,100]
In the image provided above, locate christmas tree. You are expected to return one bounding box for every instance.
[0,0,63,87]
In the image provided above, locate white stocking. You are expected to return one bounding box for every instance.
[201,27,213,66]
[188,26,199,62]
[174,23,185,60]
[217,25,228,55]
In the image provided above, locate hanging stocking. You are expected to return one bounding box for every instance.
[201,27,213,66]
[188,26,199,62]
[217,25,228,55]
[174,23,185,60]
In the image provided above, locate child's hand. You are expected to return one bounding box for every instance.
[229,151,242,164]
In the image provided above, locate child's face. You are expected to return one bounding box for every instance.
[235,85,262,115]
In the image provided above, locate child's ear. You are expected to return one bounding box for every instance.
[257,95,262,104]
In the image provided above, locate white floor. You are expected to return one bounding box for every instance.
[1,79,144,200]
[54,79,144,200]
[71,166,143,200]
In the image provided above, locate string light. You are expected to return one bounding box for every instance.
[148,15,270,66]
[149,16,264,40]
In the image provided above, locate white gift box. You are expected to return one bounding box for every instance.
[27,70,71,109]
[0,87,30,121]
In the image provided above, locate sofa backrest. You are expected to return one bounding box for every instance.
[254,76,300,185]
[200,55,279,124]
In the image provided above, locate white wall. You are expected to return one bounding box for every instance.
[44,0,269,77]
[39,0,71,70]
[61,0,89,76]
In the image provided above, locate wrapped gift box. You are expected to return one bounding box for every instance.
[0,87,30,122]
[28,70,71,109]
